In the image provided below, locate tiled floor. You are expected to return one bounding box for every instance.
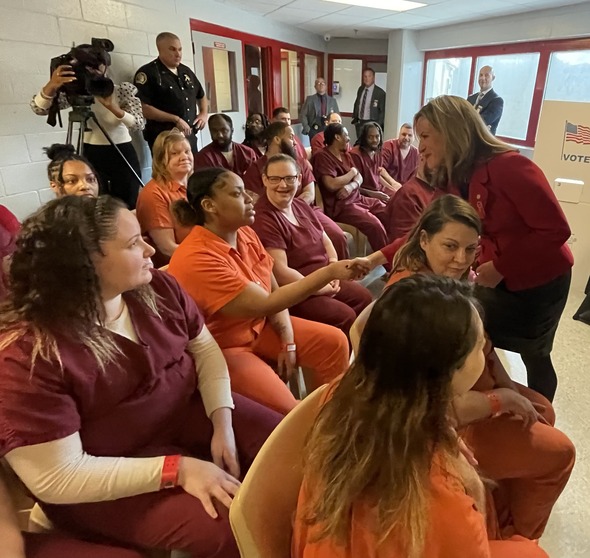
[497,290,590,558]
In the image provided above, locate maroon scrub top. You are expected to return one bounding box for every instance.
[382,140,419,184]
[194,141,257,176]
[0,270,205,458]
[243,155,314,197]
[252,195,328,277]
[349,146,386,193]
[0,205,20,301]
[312,148,361,217]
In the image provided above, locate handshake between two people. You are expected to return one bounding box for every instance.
[327,257,373,282]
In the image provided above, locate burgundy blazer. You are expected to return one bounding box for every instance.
[382,152,573,291]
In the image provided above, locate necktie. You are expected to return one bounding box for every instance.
[475,91,484,107]
[359,88,369,120]
[320,95,326,117]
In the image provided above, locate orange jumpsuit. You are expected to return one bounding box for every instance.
[135,178,193,267]
[292,385,548,558]
[386,269,575,540]
[168,225,349,415]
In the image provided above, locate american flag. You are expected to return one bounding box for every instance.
[565,122,590,145]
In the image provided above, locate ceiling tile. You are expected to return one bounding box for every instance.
[269,6,330,22]
[366,11,434,28]
[218,0,590,35]
[286,0,350,13]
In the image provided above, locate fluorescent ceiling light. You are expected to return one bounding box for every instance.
[323,0,425,11]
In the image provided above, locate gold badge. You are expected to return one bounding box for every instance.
[135,72,147,85]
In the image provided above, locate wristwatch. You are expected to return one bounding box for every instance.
[282,343,297,352]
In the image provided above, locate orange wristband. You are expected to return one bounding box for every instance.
[485,391,502,416]
[160,455,181,489]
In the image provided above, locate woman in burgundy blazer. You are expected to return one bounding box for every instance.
[413,95,573,402]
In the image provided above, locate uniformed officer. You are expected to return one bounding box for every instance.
[134,32,208,153]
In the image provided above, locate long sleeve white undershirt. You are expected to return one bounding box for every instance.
[5,302,233,504]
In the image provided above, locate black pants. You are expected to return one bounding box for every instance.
[84,142,142,209]
[474,270,571,401]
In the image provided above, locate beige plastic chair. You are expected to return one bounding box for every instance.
[314,184,368,257]
[229,384,327,558]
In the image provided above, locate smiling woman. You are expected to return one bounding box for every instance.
[135,130,195,267]
[413,95,573,402]
[251,154,372,340]
[167,167,371,414]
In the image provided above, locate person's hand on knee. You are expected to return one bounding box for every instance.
[178,457,241,518]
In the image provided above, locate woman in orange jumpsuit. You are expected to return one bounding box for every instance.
[352,194,574,542]
[293,273,548,558]
[168,167,370,415]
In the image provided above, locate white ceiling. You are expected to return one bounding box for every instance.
[213,0,589,38]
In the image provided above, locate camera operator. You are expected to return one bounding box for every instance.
[30,43,144,209]
[134,32,208,154]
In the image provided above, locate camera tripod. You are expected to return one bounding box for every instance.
[65,96,144,189]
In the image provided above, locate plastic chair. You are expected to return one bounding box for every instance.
[314,184,368,257]
[287,366,308,400]
[229,384,327,558]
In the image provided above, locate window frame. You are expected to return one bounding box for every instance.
[327,54,388,118]
[422,38,590,147]
[191,19,324,123]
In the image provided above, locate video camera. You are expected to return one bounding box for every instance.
[47,38,115,126]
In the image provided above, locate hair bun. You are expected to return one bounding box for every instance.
[44,143,77,162]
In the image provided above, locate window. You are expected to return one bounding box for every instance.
[476,53,540,140]
[422,38,590,147]
[202,47,238,112]
[424,57,471,102]
[281,49,300,119]
[545,50,590,103]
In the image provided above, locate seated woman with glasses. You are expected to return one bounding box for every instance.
[293,274,549,558]
[168,167,371,415]
[252,154,372,339]
[352,195,575,543]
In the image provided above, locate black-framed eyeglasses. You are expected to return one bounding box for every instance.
[265,175,298,186]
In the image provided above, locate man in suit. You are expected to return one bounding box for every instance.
[352,68,386,137]
[300,77,339,139]
[467,65,504,135]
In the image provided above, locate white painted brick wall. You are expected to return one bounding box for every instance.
[0,0,323,220]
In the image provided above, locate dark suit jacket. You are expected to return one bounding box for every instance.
[352,85,386,129]
[467,88,504,135]
[300,94,339,137]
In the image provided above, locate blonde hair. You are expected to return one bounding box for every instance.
[151,131,192,183]
[301,274,481,557]
[414,95,515,187]
[393,194,481,276]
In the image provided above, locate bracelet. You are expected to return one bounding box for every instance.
[40,89,56,101]
[160,454,181,489]
[485,391,502,416]
[282,343,297,352]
